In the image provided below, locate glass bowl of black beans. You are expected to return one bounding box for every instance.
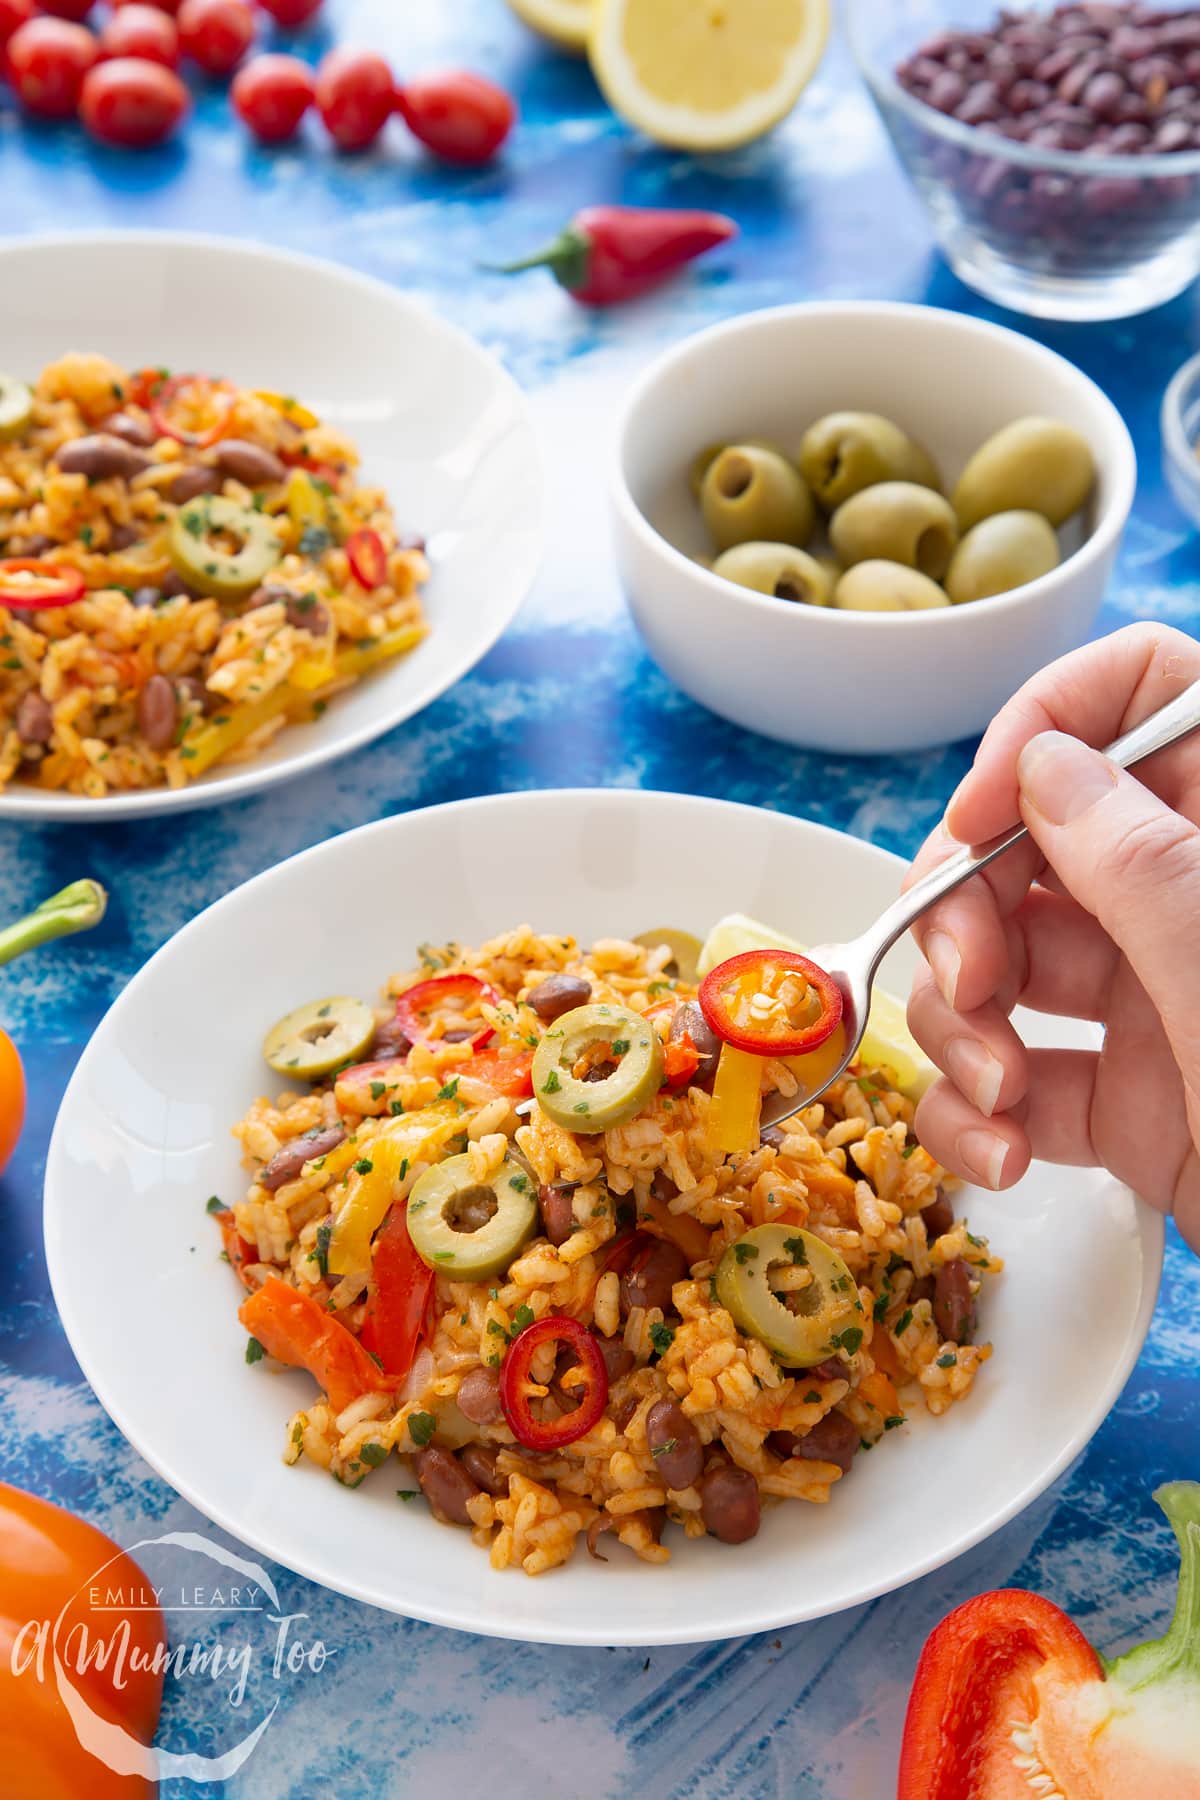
[847,0,1200,319]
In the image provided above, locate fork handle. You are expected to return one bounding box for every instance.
[857,677,1200,970]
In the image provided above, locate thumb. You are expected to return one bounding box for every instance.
[1017,730,1200,1039]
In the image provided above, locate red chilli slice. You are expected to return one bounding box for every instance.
[499,1314,608,1451]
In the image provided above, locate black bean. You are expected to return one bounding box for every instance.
[922,1190,955,1239]
[645,1399,704,1490]
[414,1446,480,1525]
[700,1466,760,1544]
[526,972,592,1022]
[619,1238,688,1316]
[539,1183,576,1246]
[56,434,152,482]
[259,1124,346,1191]
[456,1365,504,1425]
[934,1258,977,1345]
[15,690,52,745]
[213,438,286,487]
[668,1001,721,1089]
[137,673,178,752]
[459,1443,508,1497]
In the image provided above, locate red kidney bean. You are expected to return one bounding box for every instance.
[372,1015,412,1061]
[934,1258,977,1344]
[538,1183,576,1247]
[1084,68,1128,112]
[103,410,156,448]
[136,673,178,751]
[56,434,152,482]
[15,691,52,745]
[109,523,140,551]
[161,570,199,599]
[458,1443,508,1497]
[246,582,331,635]
[213,438,286,487]
[700,1466,760,1544]
[769,1409,860,1474]
[168,465,221,505]
[645,1399,704,1490]
[526,972,592,1021]
[922,1190,955,1239]
[259,1123,346,1191]
[175,675,210,717]
[592,1330,635,1385]
[929,68,967,111]
[414,1447,480,1525]
[456,1365,504,1425]
[619,1238,688,1316]
[808,1356,850,1384]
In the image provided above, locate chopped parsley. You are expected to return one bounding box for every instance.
[511,1303,534,1334]
[649,1321,675,1356]
[651,1439,677,1459]
[541,1070,562,1094]
[733,1242,759,1265]
[936,1352,957,1368]
[828,1327,863,1356]
[205,1195,225,1215]
[298,524,332,556]
[389,1100,404,1116]
[408,1411,436,1448]
[354,1158,374,1176]
[359,1442,388,1467]
[783,1236,807,1264]
[884,1415,905,1430]
[245,1337,264,1365]
[873,1291,891,1322]
[314,1222,331,1280]
[901,1144,917,1159]
[370,1080,386,1100]
[437,1077,460,1102]
[509,1174,529,1193]
[803,1390,820,1403]
[611,1039,630,1056]
[966,1231,984,1248]
[396,1489,418,1502]
[79,525,93,547]
[894,1308,913,1337]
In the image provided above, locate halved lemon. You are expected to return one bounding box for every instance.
[507,0,592,52]
[698,912,938,1100]
[589,0,830,151]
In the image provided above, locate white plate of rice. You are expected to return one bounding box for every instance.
[0,233,543,820]
[45,790,1163,1645]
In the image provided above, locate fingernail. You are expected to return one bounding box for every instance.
[1017,731,1119,828]
[957,1127,1010,1190]
[925,929,961,1009]
[944,1035,1005,1117]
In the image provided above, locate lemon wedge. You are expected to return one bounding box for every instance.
[589,0,830,151]
[698,912,938,1100]
[507,0,592,52]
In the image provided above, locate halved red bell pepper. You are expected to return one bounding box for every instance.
[239,1274,395,1413]
[699,949,843,1058]
[395,972,497,1051]
[149,371,234,447]
[899,1482,1200,1800]
[0,560,85,610]
[499,1314,608,1451]
[359,1200,432,1380]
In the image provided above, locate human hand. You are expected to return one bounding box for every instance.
[904,623,1200,1253]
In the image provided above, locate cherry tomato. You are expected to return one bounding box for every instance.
[177,0,253,77]
[231,51,314,142]
[99,3,179,67]
[0,1031,25,1177]
[315,46,393,151]
[256,0,322,24]
[6,18,99,118]
[396,69,517,167]
[0,0,36,42]
[37,0,95,21]
[80,56,188,146]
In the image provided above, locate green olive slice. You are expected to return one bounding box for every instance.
[407,1153,538,1280]
[715,1225,862,1367]
[532,1002,665,1135]
[633,928,704,985]
[0,373,34,442]
[170,494,282,600]
[263,995,376,1079]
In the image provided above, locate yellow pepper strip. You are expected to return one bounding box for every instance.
[708,1043,764,1156]
[180,689,294,777]
[290,624,426,691]
[254,390,319,429]
[782,1024,848,1104]
[327,1106,461,1276]
[286,468,328,531]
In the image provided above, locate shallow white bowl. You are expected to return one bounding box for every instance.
[0,232,543,821]
[612,303,1136,755]
[45,790,1162,1646]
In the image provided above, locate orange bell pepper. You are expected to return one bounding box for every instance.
[0,1482,164,1796]
[239,1275,396,1412]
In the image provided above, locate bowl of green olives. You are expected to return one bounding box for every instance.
[612,302,1136,754]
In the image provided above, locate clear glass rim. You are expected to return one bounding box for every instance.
[844,0,1200,180]
[1162,349,1200,492]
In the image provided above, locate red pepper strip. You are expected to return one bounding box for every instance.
[898,1589,1102,1800]
[0,560,85,610]
[466,1047,535,1098]
[699,950,844,1058]
[359,1201,433,1381]
[239,1274,396,1413]
[346,527,388,590]
[126,367,169,411]
[499,1314,608,1451]
[395,972,497,1052]
[149,372,235,448]
[662,1033,702,1089]
[216,1207,258,1290]
[493,205,738,307]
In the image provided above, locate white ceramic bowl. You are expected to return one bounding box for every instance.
[611,303,1136,755]
[46,789,1162,1647]
[0,232,544,821]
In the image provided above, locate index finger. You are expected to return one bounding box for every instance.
[945,623,1200,847]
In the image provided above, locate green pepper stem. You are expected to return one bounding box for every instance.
[1105,1482,1200,1692]
[481,225,593,295]
[0,879,107,967]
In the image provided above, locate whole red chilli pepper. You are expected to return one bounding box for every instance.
[494,205,738,306]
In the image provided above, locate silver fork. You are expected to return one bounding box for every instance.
[758,676,1200,1134]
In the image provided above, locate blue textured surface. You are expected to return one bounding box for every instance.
[1,2,1199,1794]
